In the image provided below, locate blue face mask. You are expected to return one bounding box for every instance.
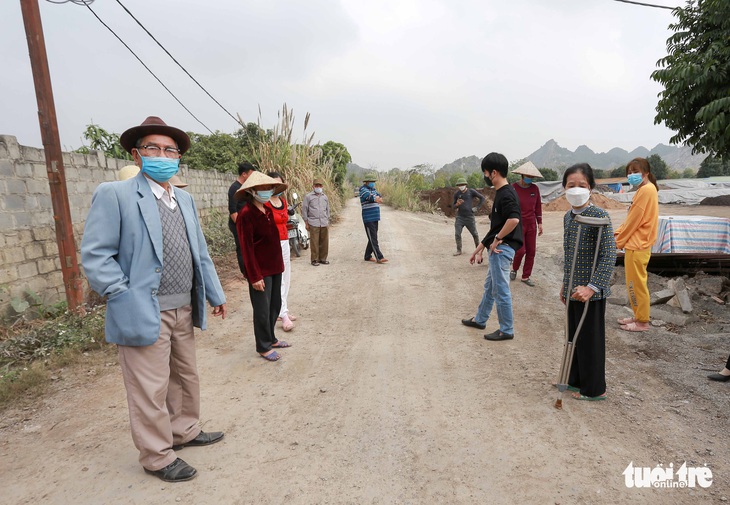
[627,173,643,186]
[254,189,274,203]
[141,157,179,183]
[367,182,375,189]
[523,177,533,184]
[274,191,284,197]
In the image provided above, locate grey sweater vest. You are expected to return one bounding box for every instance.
[157,199,193,311]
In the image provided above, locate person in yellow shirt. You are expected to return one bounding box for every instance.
[614,158,659,332]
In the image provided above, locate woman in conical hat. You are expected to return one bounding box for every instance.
[234,171,292,361]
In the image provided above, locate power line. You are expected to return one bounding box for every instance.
[114,0,243,127]
[81,2,214,134]
[611,0,677,10]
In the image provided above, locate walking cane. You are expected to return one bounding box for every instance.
[555,215,611,410]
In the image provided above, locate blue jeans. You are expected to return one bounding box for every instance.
[474,244,515,334]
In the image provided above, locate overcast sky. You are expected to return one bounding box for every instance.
[2,0,681,170]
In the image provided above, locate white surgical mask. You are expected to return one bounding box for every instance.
[565,187,591,207]
[314,187,323,194]
[458,185,467,191]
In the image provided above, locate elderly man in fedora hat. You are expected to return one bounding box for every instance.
[510,161,544,286]
[301,177,331,266]
[82,116,227,483]
[359,172,388,263]
[452,176,486,256]
[234,171,292,360]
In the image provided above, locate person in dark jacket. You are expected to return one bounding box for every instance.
[452,177,485,256]
[227,161,256,275]
[359,172,388,263]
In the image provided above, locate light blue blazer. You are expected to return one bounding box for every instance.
[81,172,226,346]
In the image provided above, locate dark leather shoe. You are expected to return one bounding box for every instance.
[461,318,486,330]
[144,458,197,482]
[484,330,514,341]
[173,431,224,450]
[707,373,730,382]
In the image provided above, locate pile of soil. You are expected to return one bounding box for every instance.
[699,194,730,206]
[543,193,627,212]
[420,187,495,217]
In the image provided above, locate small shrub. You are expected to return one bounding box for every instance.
[201,207,235,258]
[376,172,436,212]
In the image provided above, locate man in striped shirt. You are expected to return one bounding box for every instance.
[359,172,388,263]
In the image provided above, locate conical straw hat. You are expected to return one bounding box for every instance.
[512,161,543,178]
[235,171,287,200]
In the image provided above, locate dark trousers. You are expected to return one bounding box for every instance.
[364,221,383,260]
[455,215,480,252]
[247,274,281,353]
[229,221,245,275]
[513,223,537,279]
[567,298,606,397]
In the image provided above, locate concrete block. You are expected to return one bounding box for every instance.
[62,152,73,166]
[15,163,33,178]
[0,135,21,158]
[3,194,25,211]
[32,163,48,178]
[650,305,698,326]
[0,212,14,232]
[26,179,50,194]
[24,243,44,260]
[31,211,53,228]
[0,267,19,284]
[676,289,693,313]
[18,230,32,243]
[4,231,21,247]
[25,196,39,210]
[697,277,724,296]
[14,211,32,227]
[20,145,45,162]
[17,262,38,279]
[65,166,79,181]
[5,179,27,194]
[43,242,59,256]
[0,159,15,177]
[37,258,56,274]
[3,246,25,264]
[71,152,87,166]
[38,194,53,211]
[651,289,676,305]
[32,227,55,241]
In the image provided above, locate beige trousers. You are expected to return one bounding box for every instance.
[117,305,201,471]
[309,226,329,262]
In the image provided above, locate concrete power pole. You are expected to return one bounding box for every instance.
[20,0,84,312]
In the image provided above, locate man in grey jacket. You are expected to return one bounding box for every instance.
[301,178,331,266]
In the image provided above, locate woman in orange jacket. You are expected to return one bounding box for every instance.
[614,158,659,332]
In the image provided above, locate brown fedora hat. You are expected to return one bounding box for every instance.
[120,116,191,154]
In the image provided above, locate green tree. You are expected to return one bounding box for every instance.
[467,172,483,189]
[651,0,730,158]
[75,123,131,160]
[647,154,670,180]
[319,141,352,188]
[682,168,695,178]
[184,131,243,173]
[539,168,559,181]
[696,155,730,177]
[610,165,626,178]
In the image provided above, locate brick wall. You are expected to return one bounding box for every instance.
[0,135,233,316]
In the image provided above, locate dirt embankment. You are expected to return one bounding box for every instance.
[420,187,495,217]
[700,194,730,206]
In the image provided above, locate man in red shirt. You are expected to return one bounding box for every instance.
[510,161,543,286]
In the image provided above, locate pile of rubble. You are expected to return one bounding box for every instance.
[609,269,729,329]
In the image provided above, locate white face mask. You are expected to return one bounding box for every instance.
[565,187,591,207]
[458,185,467,191]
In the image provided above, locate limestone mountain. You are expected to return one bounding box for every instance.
[524,139,708,171]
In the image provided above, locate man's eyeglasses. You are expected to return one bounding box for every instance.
[136,145,181,158]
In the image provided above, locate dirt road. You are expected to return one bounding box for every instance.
[1,199,728,504]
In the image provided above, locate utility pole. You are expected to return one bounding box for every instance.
[20,0,84,312]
